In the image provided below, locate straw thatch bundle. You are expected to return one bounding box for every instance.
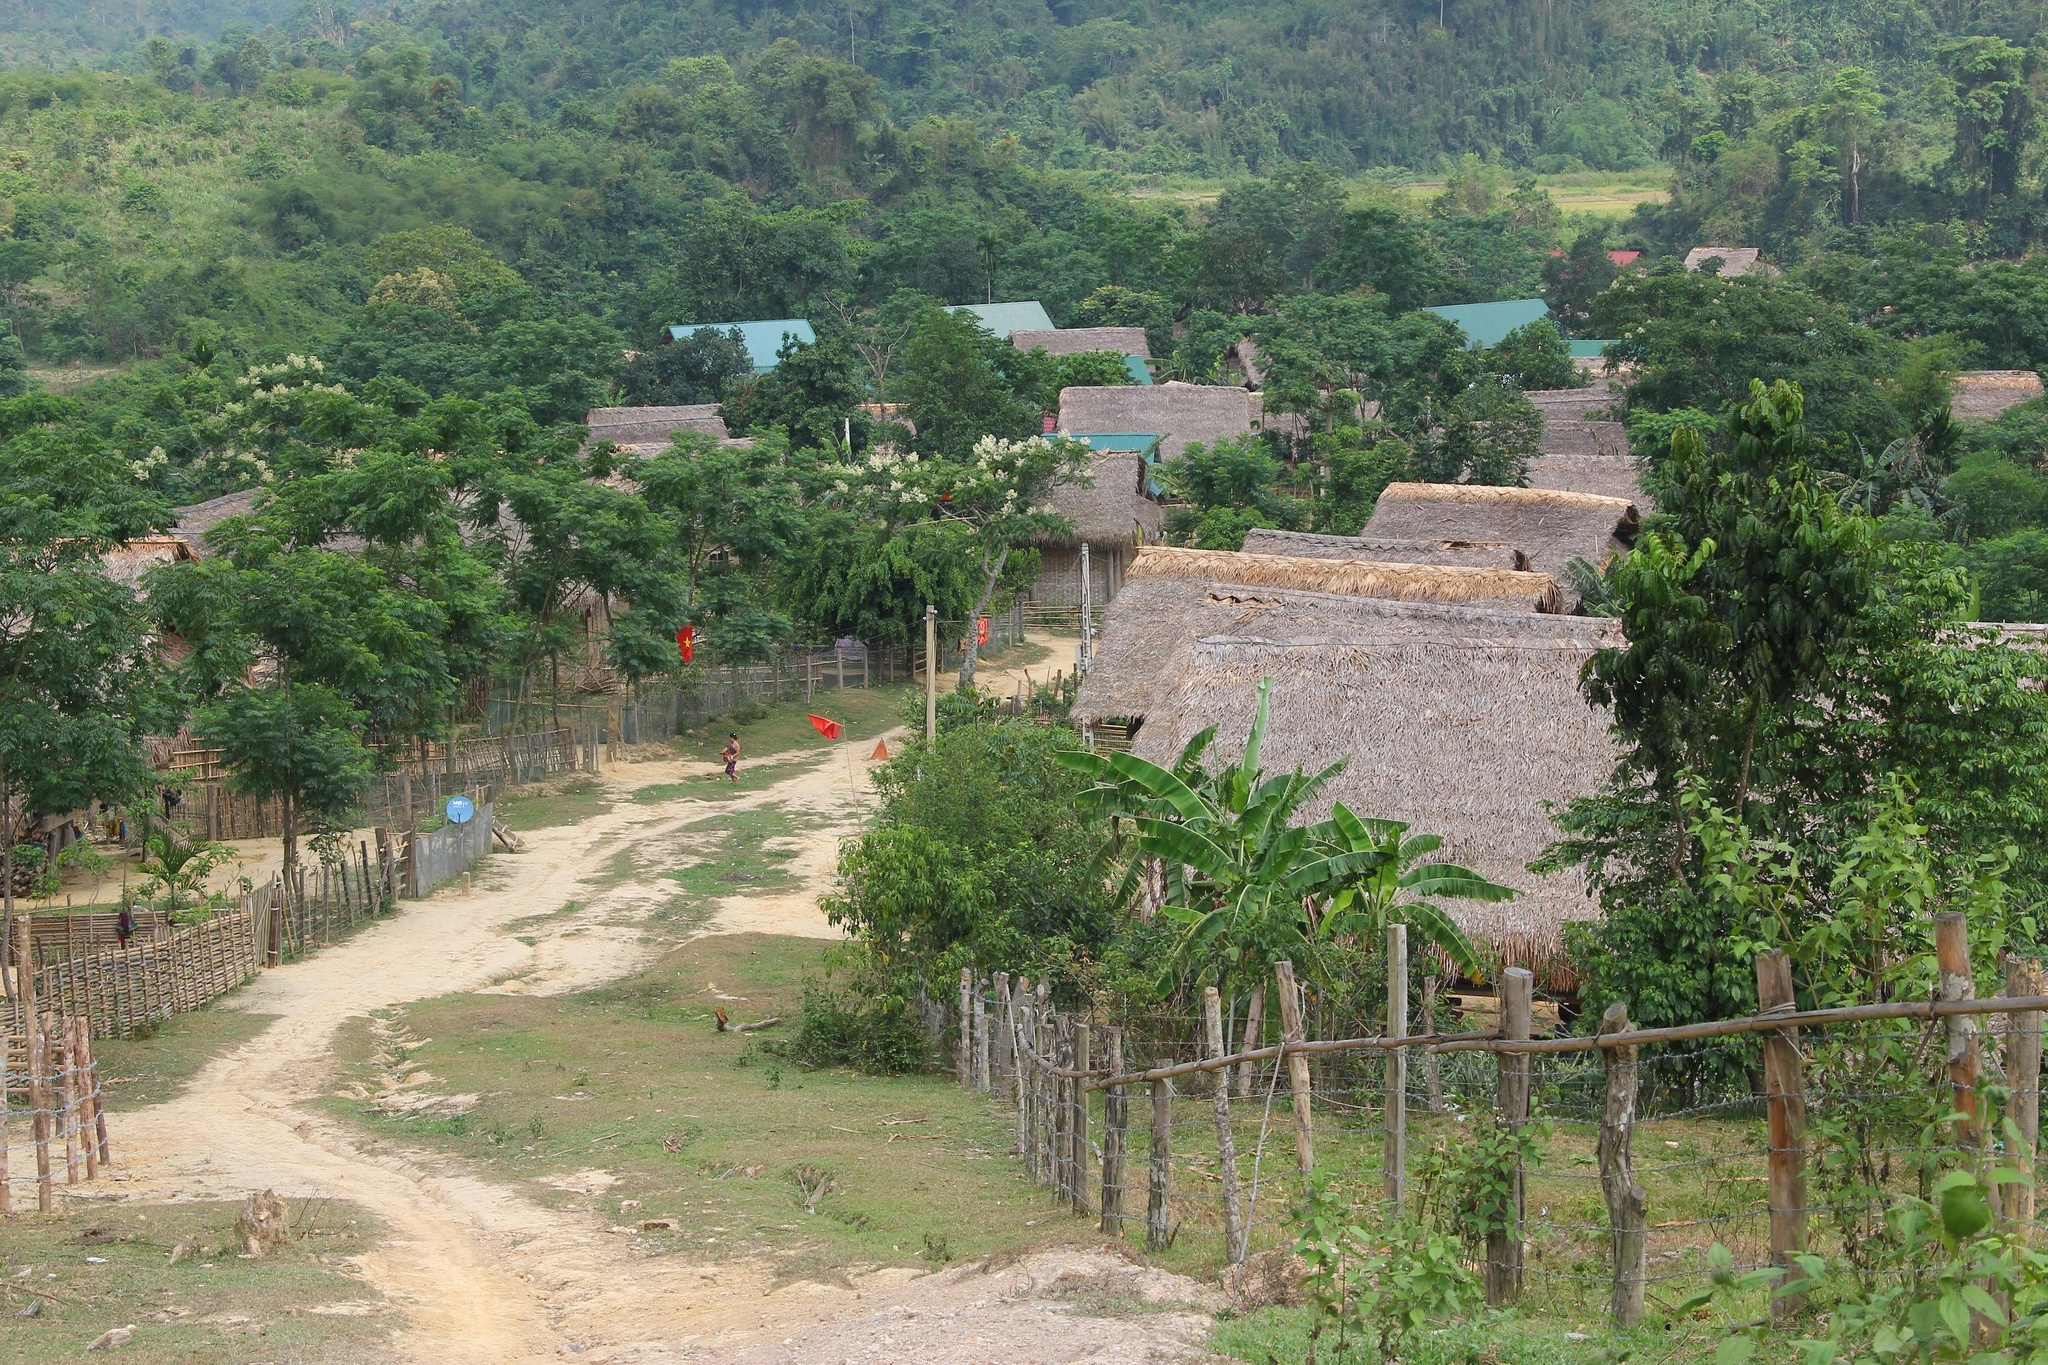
[1240,528,1526,569]
[1011,327,1151,358]
[1114,617,1623,992]
[1953,371,2044,422]
[1128,544,1566,612]
[1364,482,1639,576]
[1036,455,1164,546]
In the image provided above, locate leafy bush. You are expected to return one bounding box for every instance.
[771,978,930,1076]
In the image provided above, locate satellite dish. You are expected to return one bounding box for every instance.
[445,795,475,825]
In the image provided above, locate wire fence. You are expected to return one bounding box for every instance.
[957,912,2048,1322]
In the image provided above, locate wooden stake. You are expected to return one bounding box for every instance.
[1596,1001,1646,1326]
[17,919,51,1211]
[2006,956,2043,1232]
[1236,983,1264,1099]
[1100,1028,1126,1235]
[1146,1077,1172,1252]
[0,1033,10,1214]
[1072,1020,1092,1215]
[79,1024,108,1166]
[972,976,990,1095]
[1422,975,1444,1112]
[1485,967,1532,1306]
[1936,913,1980,1146]
[1011,977,1032,1176]
[957,967,973,1087]
[1274,960,1316,1188]
[992,971,1012,1085]
[55,1019,78,1185]
[1381,932,1406,1207]
[1756,950,1807,1316]
[1203,987,1245,1269]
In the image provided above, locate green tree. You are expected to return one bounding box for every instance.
[1411,383,1542,486]
[895,308,1040,460]
[1941,37,2038,220]
[615,327,754,407]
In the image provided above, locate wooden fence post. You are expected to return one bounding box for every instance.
[56,1021,78,1185]
[1936,913,1980,1147]
[1485,967,1532,1307]
[1012,977,1033,1177]
[1100,1028,1127,1235]
[1073,1020,1093,1215]
[1203,986,1245,1269]
[1596,1002,1646,1326]
[957,967,973,1087]
[79,1023,108,1166]
[992,971,1012,1086]
[1381,931,1406,1208]
[973,976,991,1095]
[1273,960,1316,1188]
[1421,975,1444,1113]
[0,1033,10,1215]
[2006,956,2044,1232]
[17,918,51,1212]
[1147,1077,1172,1252]
[1756,950,1808,1316]
[1236,983,1264,1099]
[1048,1014,1069,1202]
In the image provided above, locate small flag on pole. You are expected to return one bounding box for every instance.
[676,624,695,663]
[870,739,890,761]
[807,713,843,740]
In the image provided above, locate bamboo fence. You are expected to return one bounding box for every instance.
[2,919,112,1213]
[964,911,2048,1323]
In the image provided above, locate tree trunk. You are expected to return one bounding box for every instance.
[281,792,297,883]
[957,542,1010,690]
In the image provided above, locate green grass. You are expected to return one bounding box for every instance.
[629,755,812,803]
[1209,1306,1684,1363]
[0,1199,390,1365]
[91,1005,275,1112]
[669,685,908,768]
[495,776,613,832]
[320,933,1099,1284]
[662,808,799,899]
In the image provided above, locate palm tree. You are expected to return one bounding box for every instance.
[1059,678,1513,995]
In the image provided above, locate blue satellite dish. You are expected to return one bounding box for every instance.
[445,795,476,825]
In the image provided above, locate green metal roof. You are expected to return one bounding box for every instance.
[664,318,816,372]
[1422,298,1551,349]
[1569,339,1614,358]
[1123,354,1154,385]
[948,300,1055,338]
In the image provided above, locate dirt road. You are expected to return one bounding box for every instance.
[101,721,1223,1363]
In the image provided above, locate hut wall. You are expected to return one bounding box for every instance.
[1029,541,1132,607]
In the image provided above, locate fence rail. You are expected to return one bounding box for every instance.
[960,910,2048,1325]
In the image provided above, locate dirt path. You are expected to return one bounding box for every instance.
[102,736,1222,1364]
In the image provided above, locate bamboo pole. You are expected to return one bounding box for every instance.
[17,919,50,1211]
[1484,968,1532,1307]
[1100,1027,1126,1235]
[1596,1002,1645,1326]
[1203,987,1245,1269]
[1274,959,1316,1188]
[2007,956,2043,1232]
[1756,951,1807,1317]
[56,1018,78,1185]
[1072,1020,1092,1215]
[1380,932,1405,1207]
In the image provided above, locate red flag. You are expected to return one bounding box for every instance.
[976,616,990,645]
[806,713,842,740]
[676,624,694,663]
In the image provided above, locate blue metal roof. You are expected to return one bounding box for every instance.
[1569,339,1614,358]
[1422,299,1552,350]
[1123,354,1154,386]
[948,300,1055,339]
[1071,432,1162,455]
[664,318,816,372]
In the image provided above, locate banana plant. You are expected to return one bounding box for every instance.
[1060,678,1512,992]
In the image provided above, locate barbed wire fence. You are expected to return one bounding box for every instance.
[953,910,2047,1324]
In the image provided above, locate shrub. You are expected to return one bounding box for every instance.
[772,979,930,1075]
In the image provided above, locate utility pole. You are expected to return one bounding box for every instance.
[924,604,938,744]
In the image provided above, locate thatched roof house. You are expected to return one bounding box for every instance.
[103,536,193,589]
[1239,528,1527,570]
[1029,454,1166,606]
[1684,246,1776,277]
[1072,548,1621,990]
[1012,327,1151,358]
[1059,383,1259,460]
[585,405,732,445]
[1953,371,2044,421]
[1363,483,1639,577]
[171,489,262,557]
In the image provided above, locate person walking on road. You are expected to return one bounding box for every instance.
[722,733,740,784]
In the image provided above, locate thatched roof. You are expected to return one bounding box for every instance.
[172,489,263,556]
[1059,383,1259,460]
[1012,327,1151,358]
[1363,482,1639,577]
[103,537,192,589]
[1239,528,1527,570]
[1528,454,1648,507]
[1129,545,1565,612]
[1117,618,1620,991]
[1684,246,1776,277]
[584,405,731,445]
[1037,455,1164,546]
[1523,387,1618,422]
[1953,371,2044,421]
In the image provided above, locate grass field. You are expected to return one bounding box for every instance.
[1122,166,1670,221]
[0,1199,390,1364]
[89,1004,274,1112]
